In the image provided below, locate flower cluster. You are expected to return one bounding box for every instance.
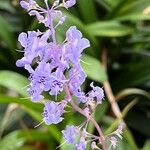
[17,0,124,149]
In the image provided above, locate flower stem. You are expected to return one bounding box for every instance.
[64,85,106,150]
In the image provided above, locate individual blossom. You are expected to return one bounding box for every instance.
[68,64,87,103]
[115,122,126,139]
[75,138,87,150]
[91,141,100,150]
[49,68,67,96]
[20,0,38,11]
[16,31,39,67]
[27,84,44,102]
[24,62,52,102]
[62,125,79,144]
[88,82,104,103]
[42,100,66,125]
[65,26,90,64]
[63,0,76,9]
[110,136,118,149]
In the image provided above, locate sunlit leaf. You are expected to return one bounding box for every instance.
[86,21,133,37]
[81,54,107,83]
[0,71,29,96]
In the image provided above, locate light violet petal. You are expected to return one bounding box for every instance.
[20,1,29,10]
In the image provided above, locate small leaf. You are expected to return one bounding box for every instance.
[0,71,29,96]
[113,0,150,21]
[116,88,150,101]
[81,54,107,83]
[77,0,98,23]
[0,16,16,57]
[142,140,150,150]
[0,94,42,111]
[86,21,133,37]
[0,130,26,150]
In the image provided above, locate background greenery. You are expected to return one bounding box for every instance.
[0,0,150,149]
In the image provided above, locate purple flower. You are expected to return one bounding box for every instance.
[20,0,37,11]
[49,68,66,95]
[65,26,90,64]
[115,122,125,139]
[75,138,86,150]
[62,125,79,144]
[63,0,76,8]
[91,142,98,150]
[28,62,51,90]
[110,136,118,149]
[88,82,104,103]
[16,31,39,67]
[27,84,44,102]
[25,64,49,102]
[43,101,66,125]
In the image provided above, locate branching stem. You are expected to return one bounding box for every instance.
[64,85,106,150]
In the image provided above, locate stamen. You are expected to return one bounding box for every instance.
[34,120,44,128]
[56,141,66,149]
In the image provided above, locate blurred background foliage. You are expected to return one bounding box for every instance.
[0,0,150,149]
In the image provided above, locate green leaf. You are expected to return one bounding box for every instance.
[77,0,98,23]
[124,128,139,150]
[95,0,111,11]
[105,99,137,135]
[81,54,107,83]
[0,0,15,13]
[0,130,26,150]
[116,88,150,101]
[0,16,16,57]
[0,129,54,150]
[86,21,133,37]
[117,139,132,150]
[0,95,61,142]
[0,94,42,111]
[142,140,150,150]
[113,0,150,21]
[0,71,29,96]
[102,0,122,8]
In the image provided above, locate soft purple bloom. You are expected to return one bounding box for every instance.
[27,62,52,90]
[20,0,37,11]
[62,125,79,144]
[16,31,39,67]
[49,68,66,95]
[20,1,30,10]
[110,136,118,149]
[29,10,44,22]
[43,101,66,125]
[88,82,104,103]
[65,26,90,64]
[53,0,60,7]
[91,142,98,150]
[115,122,125,139]
[54,10,66,26]
[27,84,44,102]
[75,138,86,150]
[63,0,76,8]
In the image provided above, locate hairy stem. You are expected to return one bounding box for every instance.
[64,85,106,150]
